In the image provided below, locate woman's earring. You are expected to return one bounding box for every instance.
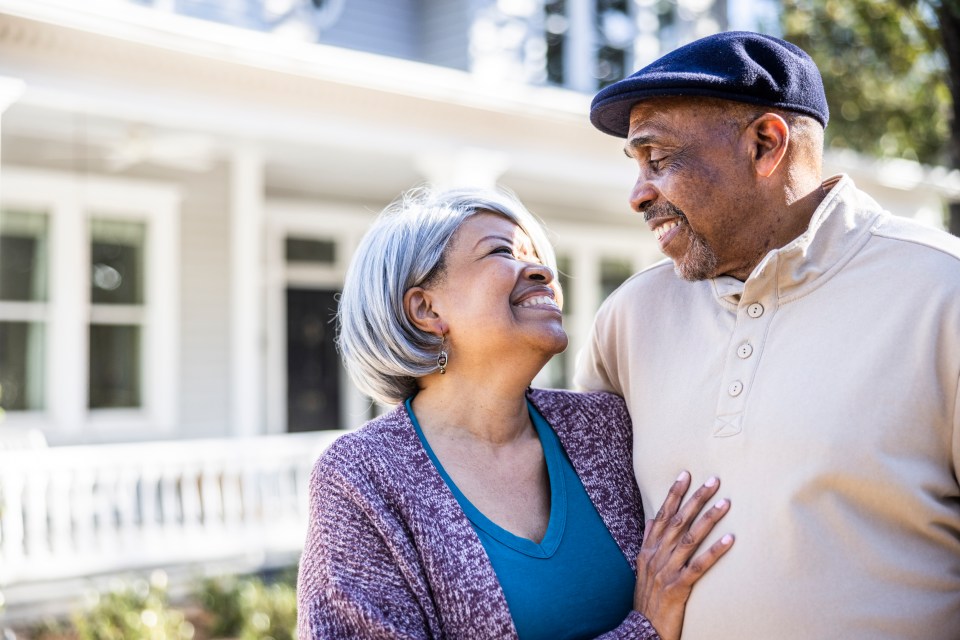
[437,335,448,375]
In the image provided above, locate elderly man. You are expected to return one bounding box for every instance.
[577,31,960,639]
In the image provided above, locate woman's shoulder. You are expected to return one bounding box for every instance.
[312,404,420,486]
[527,387,628,420]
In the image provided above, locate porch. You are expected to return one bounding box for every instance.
[0,430,342,623]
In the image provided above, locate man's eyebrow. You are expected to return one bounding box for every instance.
[624,135,658,158]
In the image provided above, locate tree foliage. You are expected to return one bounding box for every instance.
[782,0,952,166]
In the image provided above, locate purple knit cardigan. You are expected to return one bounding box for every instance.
[297,388,659,639]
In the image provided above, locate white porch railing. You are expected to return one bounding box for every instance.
[0,432,342,591]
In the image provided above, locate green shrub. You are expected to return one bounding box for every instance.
[196,576,244,638]
[71,573,193,640]
[15,566,298,640]
[198,570,297,640]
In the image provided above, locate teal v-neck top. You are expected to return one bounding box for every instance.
[405,398,635,640]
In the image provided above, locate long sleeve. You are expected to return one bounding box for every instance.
[297,464,436,640]
[596,611,661,640]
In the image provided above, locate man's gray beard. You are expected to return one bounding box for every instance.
[674,231,718,281]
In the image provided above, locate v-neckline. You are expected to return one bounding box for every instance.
[405,397,566,558]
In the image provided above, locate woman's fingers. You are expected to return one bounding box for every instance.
[678,496,730,553]
[680,532,735,586]
[633,474,734,640]
[649,474,721,553]
[643,473,732,575]
[645,470,692,544]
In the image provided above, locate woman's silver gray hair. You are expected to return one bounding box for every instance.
[338,185,558,405]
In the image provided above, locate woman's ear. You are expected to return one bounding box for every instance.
[404,287,444,335]
[749,113,790,178]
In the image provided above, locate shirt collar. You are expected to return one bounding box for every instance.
[712,174,884,307]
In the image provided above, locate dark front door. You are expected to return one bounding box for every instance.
[286,288,341,432]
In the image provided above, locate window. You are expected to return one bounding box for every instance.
[89,219,147,409]
[543,0,634,91]
[600,257,634,300]
[0,169,179,443]
[284,237,336,265]
[0,209,49,412]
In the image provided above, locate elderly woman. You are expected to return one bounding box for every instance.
[297,187,733,640]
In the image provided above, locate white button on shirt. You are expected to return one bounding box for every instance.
[737,343,753,359]
[728,381,743,396]
[747,303,764,318]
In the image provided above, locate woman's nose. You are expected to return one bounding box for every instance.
[525,263,554,283]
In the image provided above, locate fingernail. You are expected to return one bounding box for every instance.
[704,476,718,487]
[714,499,727,509]
[676,470,689,482]
[721,534,734,545]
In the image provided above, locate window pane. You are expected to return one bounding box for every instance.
[285,237,336,264]
[0,321,45,411]
[90,219,146,305]
[545,0,567,86]
[0,210,49,302]
[600,258,633,301]
[89,324,141,409]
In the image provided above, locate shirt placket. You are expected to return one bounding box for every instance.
[713,283,777,438]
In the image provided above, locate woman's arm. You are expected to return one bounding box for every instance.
[594,471,733,640]
[297,463,434,640]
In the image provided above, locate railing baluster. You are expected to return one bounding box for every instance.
[181,465,202,530]
[24,471,50,560]
[0,470,26,579]
[0,432,341,587]
[94,468,118,554]
[48,470,73,557]
[72,469,96,556]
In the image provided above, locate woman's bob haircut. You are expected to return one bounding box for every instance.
[337,185,558,405]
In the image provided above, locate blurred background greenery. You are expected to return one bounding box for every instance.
[781,0,960,233]
[14,569,297,640]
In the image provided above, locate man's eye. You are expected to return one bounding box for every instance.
[649,157,664,171]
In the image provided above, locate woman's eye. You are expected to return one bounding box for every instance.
[491,246,514,255]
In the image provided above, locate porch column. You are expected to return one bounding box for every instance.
[0,77,26,183]
[569,246,600,385]
[0,77,25,426]
[230,144,265,437]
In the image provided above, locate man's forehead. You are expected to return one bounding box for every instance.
[627,101,683,140]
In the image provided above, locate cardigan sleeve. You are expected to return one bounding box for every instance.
[595,611,661,639]
[297,461,434,640]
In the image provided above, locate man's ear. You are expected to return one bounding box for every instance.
[749,113,790,178]
[404,286,444,335]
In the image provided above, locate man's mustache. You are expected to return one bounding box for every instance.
[643,202,687,224]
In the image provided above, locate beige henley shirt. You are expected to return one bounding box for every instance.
[576,175,960,639]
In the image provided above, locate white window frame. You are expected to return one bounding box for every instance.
[1,168,180,444]
[264,198,376,434]
[548,220,657,388]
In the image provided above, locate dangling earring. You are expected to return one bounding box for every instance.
[437,335,448,375]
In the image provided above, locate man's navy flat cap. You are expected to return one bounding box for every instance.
[590,31,828,138]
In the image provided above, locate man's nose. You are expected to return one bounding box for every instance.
[630,179,658,213]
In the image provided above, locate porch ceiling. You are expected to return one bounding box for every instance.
[0,4,636,221]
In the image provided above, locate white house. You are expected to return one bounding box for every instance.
[0,0,956,622]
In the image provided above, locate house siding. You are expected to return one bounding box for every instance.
[420,0,471,70]
[319,0,420,61]
[178,166,232,439]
